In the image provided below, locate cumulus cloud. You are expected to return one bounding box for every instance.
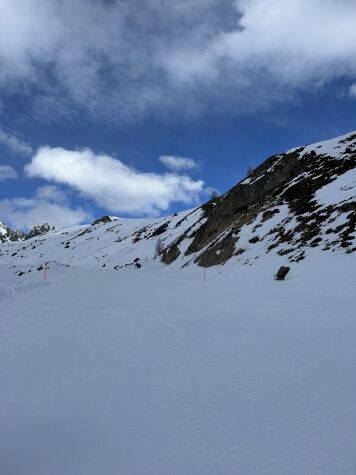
[25,146,205,215]
[0,188,90,230]
[0,164,18,181]
[0,127,33,156]
[0,0,356,121]
[163,0,356,86]
[159,155,200,172]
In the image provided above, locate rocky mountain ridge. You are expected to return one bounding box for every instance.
[1,131,355,271]
[0,222,54,243]
[162,131,355,267]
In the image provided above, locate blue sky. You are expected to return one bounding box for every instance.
[0,0,356,229]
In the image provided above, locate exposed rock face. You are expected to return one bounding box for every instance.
[183,149,304,257]
[195,230,236,267]
[0,222,26,243]
[162,244,181,265]
[25,223,53,240]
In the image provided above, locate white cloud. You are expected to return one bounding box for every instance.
[25,146,205,215]
[349,83,356,99]
[163,0,356,88]
[0,164,18,181]
[0,0,356,120]
[0,189,90,230]
[0,127,33,156]
[159,155,200,172]
[35,185,68,203]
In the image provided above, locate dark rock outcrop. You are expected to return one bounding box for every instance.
[92,216,115,226]
[275,266,290,280]
[25,223,53,240]
[162,244,181,265]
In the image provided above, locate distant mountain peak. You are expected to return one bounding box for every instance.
[0,222,53,243]
[91,216,120,226]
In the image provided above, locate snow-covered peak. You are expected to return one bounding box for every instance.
[91,215,121,226]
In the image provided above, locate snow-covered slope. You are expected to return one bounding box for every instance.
[0,207,205,271]
[1,253,356,475]
[1,131,355,272]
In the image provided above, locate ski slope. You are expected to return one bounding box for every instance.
[1,253,356,475]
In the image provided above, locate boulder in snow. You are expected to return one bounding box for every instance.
[275,266,290,280]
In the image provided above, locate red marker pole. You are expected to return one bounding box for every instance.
[44,262,48,280]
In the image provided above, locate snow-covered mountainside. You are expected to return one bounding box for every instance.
[1,131,355,271]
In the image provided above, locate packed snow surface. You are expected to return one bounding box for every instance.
[1,252,356,475]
